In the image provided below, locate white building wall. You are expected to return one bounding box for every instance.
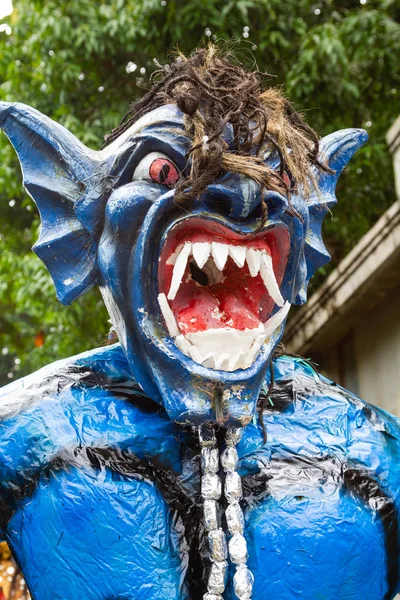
[353,280,400,417]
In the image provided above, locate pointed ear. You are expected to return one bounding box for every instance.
[294,128,368,305]
[0,102,107,304]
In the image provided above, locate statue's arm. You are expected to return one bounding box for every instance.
[0,348,184,541]
[0,358,90,543]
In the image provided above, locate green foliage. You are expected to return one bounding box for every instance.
[0,0,399,383]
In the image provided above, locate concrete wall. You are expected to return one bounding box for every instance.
[311,280,400,417]
[353,280,400,416]
[314,279,400,417]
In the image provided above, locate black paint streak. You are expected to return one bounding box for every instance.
[241,454,398,599]
[1,361,398,597]
[56,531,64,547]
[67,365,161,414]
[1,442,206,600]
[0,495,13,532]
[84,446,205,599]
[2,440,399,598]
[257,378,295,414]
[344,468,398,599]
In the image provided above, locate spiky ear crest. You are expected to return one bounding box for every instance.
[0,102,106,304]
[294,128,368,305]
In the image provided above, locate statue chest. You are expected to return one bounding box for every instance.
[4,446,393,600]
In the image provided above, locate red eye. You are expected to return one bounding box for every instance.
[149,158,179,187]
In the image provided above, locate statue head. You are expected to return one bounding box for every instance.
[0,47,367,427]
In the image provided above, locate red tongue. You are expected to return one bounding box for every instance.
[218,296,260,330]
[170,280,261,334]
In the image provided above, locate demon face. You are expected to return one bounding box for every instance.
[0,100,366,427]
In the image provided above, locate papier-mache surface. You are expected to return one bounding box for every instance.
[1,344,399,599]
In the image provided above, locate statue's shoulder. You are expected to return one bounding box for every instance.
[269,353,400,443]
[244,354,400,497]
[239,357,400,599]
[0,343,138,421]
[0,344,182,487]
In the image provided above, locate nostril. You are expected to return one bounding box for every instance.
[205,179,262,220]
[201,185,237,217]
[264,191,289,217]
[202,181,288,221]
[247,203,263,221]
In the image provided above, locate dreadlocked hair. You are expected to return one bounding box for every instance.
[104,45,331,214]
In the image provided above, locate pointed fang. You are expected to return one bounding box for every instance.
[215,353,230,370]
[193,242,211,269]
[246,248,261,277]
[175,334,192,356]
[260,252,284,306]
[168,242,192,300]
[158,293,180,337]
[264,301,291,339]
[229,245,246,268]
[211,242,229,271]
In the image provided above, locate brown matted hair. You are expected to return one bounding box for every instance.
[105,45,330,215]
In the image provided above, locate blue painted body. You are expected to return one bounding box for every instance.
[1,345,400,598]
[1,98,397,598]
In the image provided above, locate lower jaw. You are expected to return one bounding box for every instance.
[158,293,291,373]
[151,354,265,426]
[148,328,284,426]
[175,323,266,371]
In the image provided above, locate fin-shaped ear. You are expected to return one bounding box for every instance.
[0,102,107,304]
[294,128,368,305]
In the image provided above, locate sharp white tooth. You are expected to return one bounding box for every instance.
[215,353,230,370]
[167,242,192,301]
[246,338,263,367]
[199,352,213,365]
[264,301,291,338]
[211,242,229,271]
[157,293,180,337]
[192,242,211,269]
[260,252,284,307]
[246,248,261,277]
[185,325,264,360]
[189,345,203,364]
[229,350,247,371]
[229,245,246,268]
[202,354,216,369]
[175,334,192,356]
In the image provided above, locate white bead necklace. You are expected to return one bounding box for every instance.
[198,424,254,600]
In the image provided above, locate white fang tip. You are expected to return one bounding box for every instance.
[264,301,291,338]
[229,245,246,268]
[246,248,261,277]
[193,242,211,269]
[211,242,229,271]
[167,242,192,300]
[157,293,180,337]
[260,252,284,307]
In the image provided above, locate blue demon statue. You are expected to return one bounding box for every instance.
[0,47,399,600]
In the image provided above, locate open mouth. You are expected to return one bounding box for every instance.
[157,218,290,372]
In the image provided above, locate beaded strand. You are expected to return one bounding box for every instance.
[198,425,254,600]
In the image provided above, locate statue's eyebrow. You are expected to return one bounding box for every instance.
[104,120,191,182]
[135,123,191,162]
[100,118,191,170]
[134,120,190,146]
[100,104,189,155]
[136,120,186,136]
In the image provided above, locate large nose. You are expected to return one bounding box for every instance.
[205,172,289,220]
